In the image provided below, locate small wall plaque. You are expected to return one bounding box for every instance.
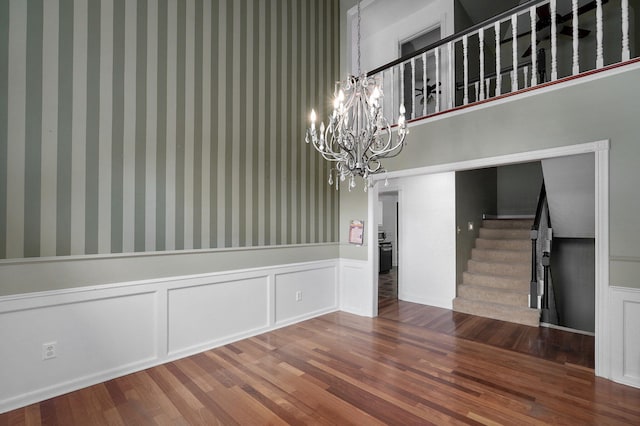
[348,219,364,245]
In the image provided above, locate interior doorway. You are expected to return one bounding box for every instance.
[367,140,608,377]
[378,191,399,309]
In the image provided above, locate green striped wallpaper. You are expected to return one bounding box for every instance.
[0,0,340,259]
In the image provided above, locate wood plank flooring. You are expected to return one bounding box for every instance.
[2,301,639,425]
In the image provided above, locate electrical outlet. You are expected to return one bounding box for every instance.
[467,221,474,231]
[295,291,302,302]
[42,342,57,360]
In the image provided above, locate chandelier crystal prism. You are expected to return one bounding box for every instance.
[305,0,408,191]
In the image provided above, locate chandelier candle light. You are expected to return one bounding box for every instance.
[305,0,408,191]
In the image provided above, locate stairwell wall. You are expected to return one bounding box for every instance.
[455,168,497,284]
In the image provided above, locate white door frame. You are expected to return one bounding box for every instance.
[367,140,610,379]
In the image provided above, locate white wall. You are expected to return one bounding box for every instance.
[0,260,339,414]
[395,172,457,309]
[348,0,455,73]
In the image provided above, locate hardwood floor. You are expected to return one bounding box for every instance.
[2,301,639,425]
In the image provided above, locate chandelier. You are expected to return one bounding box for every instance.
[305,0,408,191]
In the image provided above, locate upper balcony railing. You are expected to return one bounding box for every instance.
[369,0,637,124]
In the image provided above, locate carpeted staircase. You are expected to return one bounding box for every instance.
[453,219,540,327]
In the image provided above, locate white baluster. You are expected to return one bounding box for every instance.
[422,52,427,117]
[463,35,469,105]
[523,66,529,88]
[572,0,579,75]
[495,20,501,96]
[530,6,537,86]
[512,14,518,92]
[551,0,558,80]
[622,0,630,61]
[380,70,385,117]
[479,27,485,101]
[485,78,491,99]
[448,41,453,109]
[596,0,604,68]
[390,66,395,124]
[474,82,479,102]
[400,62,404,114]
[435,47,440,112]
[411,57,416,119]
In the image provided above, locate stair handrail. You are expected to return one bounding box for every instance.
[530,183,553,310]
[530,183,546,308]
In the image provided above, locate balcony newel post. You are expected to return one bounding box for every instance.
[479,27,485,101]
[495,21,501,96]
[596,0,604,68]
[463,35,469,104]
[530,6,537,86]
[572,0,580,75]
[551,0,558,80]
[530,228,538,309]
[622,0,630,60]
[511,14,518,92]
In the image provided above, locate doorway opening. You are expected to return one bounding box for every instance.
[378,191,399,310]
[367,140,608,377]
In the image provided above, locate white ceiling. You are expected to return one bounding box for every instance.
[351,0,439,38]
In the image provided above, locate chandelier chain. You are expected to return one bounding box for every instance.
[357,0,361,75]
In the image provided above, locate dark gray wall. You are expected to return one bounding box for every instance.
[497,162,543,216]
[542,154,595,238]
[456,168,497,284]
[550,238,596,332]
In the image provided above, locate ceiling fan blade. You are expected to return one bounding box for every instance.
[500,29,533,45]
[559,26,591,38]
[559,0,610,24]
[521,34,552,58]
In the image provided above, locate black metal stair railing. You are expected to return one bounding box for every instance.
[530,183,552,310]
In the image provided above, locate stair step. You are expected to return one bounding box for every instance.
[458,284,528,307]
[471,248,529,263]
[462,271,529,290]
[482,219,533,229]
[479,228,530,240]
[476,238,530,251]
[452,297,540,327]
[467,259,529,279]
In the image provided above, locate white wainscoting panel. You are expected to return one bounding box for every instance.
[0,259,339,414]
[339,259,373,317]
[0,288,159,412]
[610,286,640,389]
[168,276,270,356]
[274,266,338,325]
